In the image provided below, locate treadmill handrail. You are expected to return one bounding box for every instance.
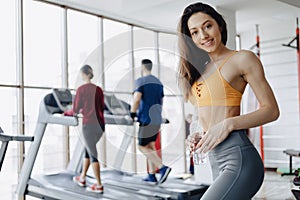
[0,127,34,172]
[0,133,34,142]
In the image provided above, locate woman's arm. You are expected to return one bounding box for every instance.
[226,50,279,131]
[98,87,105,112]
[197,50,280,153]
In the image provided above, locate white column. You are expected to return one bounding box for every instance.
[129,26,137,173]
[97,17,107,168]
[61,7,70,167]
[16,0,25,187]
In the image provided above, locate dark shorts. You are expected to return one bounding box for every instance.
[138,123,160,146]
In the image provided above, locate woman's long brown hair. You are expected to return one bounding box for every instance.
[177,2,228,101]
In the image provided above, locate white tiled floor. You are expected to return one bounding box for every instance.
[254,171,296,200]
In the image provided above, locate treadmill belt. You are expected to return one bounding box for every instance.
[44,173,102,198]
[31,173,159,200]
[99,170,208,199]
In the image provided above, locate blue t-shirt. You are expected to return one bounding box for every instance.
[134,75,164,125]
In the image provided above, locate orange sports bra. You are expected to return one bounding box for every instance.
[190,51,242,107]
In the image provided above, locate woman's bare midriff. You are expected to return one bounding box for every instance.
[197,106,241,132]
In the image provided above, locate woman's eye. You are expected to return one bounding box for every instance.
[205,24,212,29]
[191,31,197,36]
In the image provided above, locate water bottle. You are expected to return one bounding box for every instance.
[189,117,207,164]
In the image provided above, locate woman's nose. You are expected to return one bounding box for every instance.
[199,29,208,40]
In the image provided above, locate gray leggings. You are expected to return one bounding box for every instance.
[201,129,264,200]
[82,124,103,162]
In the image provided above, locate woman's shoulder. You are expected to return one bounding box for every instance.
[77,83,97,90]
[233,49,263,74]
[235,49,258,61]
[96,85,104,92]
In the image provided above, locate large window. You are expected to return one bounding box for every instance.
[160,96,185,174]
[158,33,180,95]
[158,33,185,173]
[103,19,133,171]
[0,1,18,199]
[24,88,69,174]
[68,10,99,89]
[23,1,62,87]
[0,0,16,85]
[103,19,131,92]
[0,88,18,199]
[133,28,157,78]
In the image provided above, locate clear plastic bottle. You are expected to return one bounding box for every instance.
[189,116,207,164]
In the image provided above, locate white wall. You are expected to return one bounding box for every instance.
[239,18,299,169]
[216,6,236,50]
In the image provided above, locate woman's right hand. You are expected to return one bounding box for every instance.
[186,132,202,155]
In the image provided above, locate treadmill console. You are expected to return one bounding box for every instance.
[52,89,73,106]
[52,88,73,112]
[104,94,130,116]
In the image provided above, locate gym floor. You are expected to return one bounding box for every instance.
[24,171,296,200]
[254,171,295,200]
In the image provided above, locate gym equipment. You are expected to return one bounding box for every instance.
[281,18,300,200]
[282,18,300,175]
[15,88,208,200]
[283,17,300,116]
[291,170,300,200]
[282,149,300,176]
[0,127,34,172]
[15,89,150,199]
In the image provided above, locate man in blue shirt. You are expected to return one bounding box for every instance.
[130,59,171,184]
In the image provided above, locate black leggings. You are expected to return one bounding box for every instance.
[84,148,98,163]
[201,129,264,200]
[82,124,103,163]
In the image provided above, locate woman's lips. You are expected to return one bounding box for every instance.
[201,39,214,47]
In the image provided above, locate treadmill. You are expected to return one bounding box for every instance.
[16,89,208,199]
[70,93,209,199]
[15,88,158,200]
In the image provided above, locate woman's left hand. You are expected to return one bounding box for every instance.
[196,119,232,153]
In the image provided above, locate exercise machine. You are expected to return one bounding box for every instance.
[76,92,208,199]
[15,88,208,199]
[281,17,300,200]
[15,88,154,200]
[0,127,34,172]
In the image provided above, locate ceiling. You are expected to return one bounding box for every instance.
[37,0,300,33]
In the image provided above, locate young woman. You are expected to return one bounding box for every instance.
[178,3,279,200]
[72,65,105,193]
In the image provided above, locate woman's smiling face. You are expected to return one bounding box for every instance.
[187,12,223,53]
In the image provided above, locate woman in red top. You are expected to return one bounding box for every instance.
[72,65,105,193]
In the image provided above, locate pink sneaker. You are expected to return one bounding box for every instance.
[73,176,86,187]
[86,184,104,193]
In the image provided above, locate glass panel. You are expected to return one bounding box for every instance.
[160,96,185,174]
[159,33,181,95]
[0,88,18,199]
[23,1,62,87]
[24,89,68,174]
[0,0,16,85]
[133,28,157,79]
[68,10,99,89]
[103,19,131,92]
